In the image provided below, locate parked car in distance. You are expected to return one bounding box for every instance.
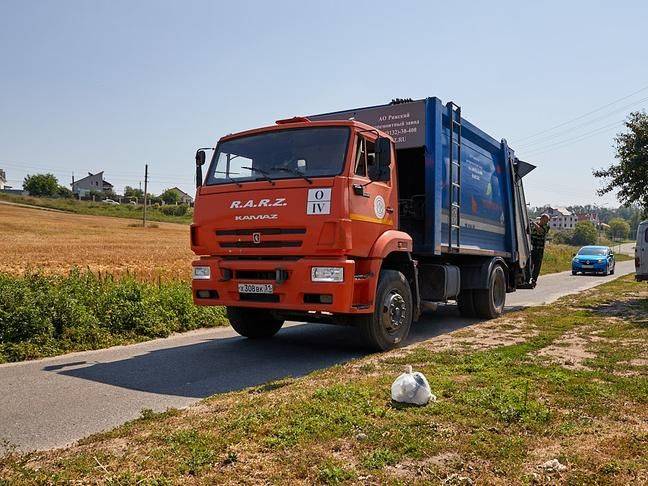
[103,199,119,205]
[635,220,648,281]
[572,245,615,276]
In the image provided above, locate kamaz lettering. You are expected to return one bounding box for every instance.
[234,214,278,221]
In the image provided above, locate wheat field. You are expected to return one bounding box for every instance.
[0,203,194,280]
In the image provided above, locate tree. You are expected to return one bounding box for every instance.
[23,173,59,197]
[572,221,598,246]
[161,188,180,205]
[124,186,143,199]
[594,111,648,214]
[607,218,630,241]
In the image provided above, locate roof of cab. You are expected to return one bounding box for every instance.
[218,117,393,143]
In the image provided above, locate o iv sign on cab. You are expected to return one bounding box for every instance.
[307,188,331,215]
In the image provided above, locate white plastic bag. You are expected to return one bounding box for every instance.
[391,365,435,405]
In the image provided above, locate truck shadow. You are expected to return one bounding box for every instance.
[49,307,477,399]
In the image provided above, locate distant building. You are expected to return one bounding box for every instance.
[577,212,600,226]
[72,172,114,197]
[0,169,6,190]
[168,187,194,205]
[547,207,578,230]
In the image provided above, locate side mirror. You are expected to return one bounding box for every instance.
[195,150,206,188]
[370,137,392,182]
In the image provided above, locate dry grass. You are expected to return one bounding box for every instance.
[0,203,193,280]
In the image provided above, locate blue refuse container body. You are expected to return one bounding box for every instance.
[312,97,534,267]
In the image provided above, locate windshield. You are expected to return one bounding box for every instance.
[206,127,350,185]
[578,247,607,256]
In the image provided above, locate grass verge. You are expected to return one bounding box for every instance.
[1,276,646,484]
[0,270,227,363]
[0,193,192,224]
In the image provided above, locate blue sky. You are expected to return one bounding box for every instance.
[1,0,647,206]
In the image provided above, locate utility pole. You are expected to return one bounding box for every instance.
[142,164,149,227]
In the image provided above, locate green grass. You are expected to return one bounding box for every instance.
[0,193,192,224]
[2,276,646,484]
[0,270,227,362]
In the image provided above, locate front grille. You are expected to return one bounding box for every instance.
[235,270,276,280]
[220,240,302,248]
[216,228,306,236]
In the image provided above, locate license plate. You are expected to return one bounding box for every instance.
[238,283,273,294]
[581,264,593,269]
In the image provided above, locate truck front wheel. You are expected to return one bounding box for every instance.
[226,307,284,339]
[473,264,506,319]
[358,270,413,351]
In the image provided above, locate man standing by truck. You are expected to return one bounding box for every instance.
[530,213,551,286]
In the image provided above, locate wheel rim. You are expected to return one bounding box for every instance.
[381,290,407,335]
[493,271,505,310]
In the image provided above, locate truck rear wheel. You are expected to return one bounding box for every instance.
[226,307,284,339]
[473,264,506,319]
[457,289,476,317]
[358,270,412,351]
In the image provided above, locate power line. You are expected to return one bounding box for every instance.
[522,119,623,157]
[515,95,648,149]
[512,82,648,143]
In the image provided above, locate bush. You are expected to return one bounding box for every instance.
[56,185,75,199]
[0,271,227,362]
[551,230,573,245]
[572,221,598,246]
[160,204,189,216]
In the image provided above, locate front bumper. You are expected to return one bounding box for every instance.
[192,257,367,314]
[572,261,608,273]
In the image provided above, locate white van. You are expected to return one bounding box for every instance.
[636,220,648,281]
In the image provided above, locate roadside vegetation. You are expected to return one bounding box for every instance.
[0,270,227,363]
[1,276,645,483]
[0,193,192,224]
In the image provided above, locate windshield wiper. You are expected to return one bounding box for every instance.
[241,166,275,185]
[270,166,313,184]
[213,171,242,187]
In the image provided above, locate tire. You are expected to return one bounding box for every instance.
[473,264,506,319]
[457,289,476,317]
[610,264,615,275]
[572,270,577,275]
[357,270,413,351]
[226,306,284,339]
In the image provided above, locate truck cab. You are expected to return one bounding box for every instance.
[191,98,535,350]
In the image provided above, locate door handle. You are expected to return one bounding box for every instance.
[386,206,394,213]
[352,184,370,198]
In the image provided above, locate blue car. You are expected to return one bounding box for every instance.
[572,246,615,276]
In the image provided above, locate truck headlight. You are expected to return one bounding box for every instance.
[192,266,211,280]
[311,267,344,282]
[597,259,604,263]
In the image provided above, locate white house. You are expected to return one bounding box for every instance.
[547,207,578,230]
[71,172,114,197]
[169,187,194,205]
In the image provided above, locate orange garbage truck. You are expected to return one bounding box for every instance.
[191,98,536,350]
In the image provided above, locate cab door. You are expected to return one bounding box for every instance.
[347,134,397,257]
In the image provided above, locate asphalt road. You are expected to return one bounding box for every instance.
[0,260,635,452]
